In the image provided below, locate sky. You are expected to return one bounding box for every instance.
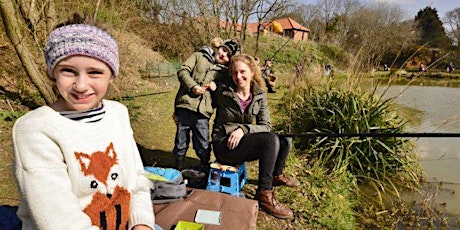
[370,0,460,19]
[300,0,460,20]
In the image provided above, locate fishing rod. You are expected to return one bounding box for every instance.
[279,132,460,138]
[268,36,293,60]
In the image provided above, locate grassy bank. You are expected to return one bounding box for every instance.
[121,71,360,229]
[2,25,460,228]
[0,62,359,229]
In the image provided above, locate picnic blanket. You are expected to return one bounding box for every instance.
[154,189,258,230]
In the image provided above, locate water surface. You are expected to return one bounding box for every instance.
[376,83,460,216]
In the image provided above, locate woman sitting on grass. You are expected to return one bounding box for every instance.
[211,54,300,219]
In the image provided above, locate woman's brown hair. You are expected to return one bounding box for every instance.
[230,54,267,92]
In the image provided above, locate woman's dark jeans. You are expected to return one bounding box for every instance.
[213,132,291,190]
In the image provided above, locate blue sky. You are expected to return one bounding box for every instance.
[299,0,460,20]
[370,0,460,19]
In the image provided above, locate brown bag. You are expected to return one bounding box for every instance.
[154,189,259,230]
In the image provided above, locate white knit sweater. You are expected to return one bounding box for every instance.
[13,100,155,230]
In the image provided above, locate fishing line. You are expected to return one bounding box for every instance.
[279,132,460,138]
[425,181,460,186]
[281,132,460,162]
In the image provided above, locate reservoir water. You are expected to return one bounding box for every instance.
[376,83,460,216]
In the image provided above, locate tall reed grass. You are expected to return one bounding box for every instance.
[276,65,423,203]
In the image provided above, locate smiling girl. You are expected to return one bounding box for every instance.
[12,14,161,230]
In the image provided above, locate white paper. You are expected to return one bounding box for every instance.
[194,209,222,225]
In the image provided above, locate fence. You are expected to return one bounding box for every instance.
[139,61,181,87]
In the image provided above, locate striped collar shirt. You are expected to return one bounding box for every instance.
[59,103,106,123]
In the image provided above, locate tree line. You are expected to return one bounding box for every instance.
[1,0,460,105]
[284,0,460,71]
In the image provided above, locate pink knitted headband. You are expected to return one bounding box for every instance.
[44,24,119,78]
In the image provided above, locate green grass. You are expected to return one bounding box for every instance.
[0,73,439,229]
[3,34,460,228]
[0,121,20,206]
[116,64,359,228]
[126,90,177,151]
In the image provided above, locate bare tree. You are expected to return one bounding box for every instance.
[252,0,293,55]
[297,0,360,45]
[17,0,57,41]
[151,0,293,50]
[445,7,460,46]
[152,0,228,46]
[344,3,416,70]
[0,0,56,104]
[240,0,257,42]
[296,3,322,42]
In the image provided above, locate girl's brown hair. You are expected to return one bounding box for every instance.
[54,13,105,30]
[230,54,267,92]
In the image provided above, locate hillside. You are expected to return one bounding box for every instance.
[3,8,458,228]
[0,14,355,228]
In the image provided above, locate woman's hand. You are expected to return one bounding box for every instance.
[192,85,207,95]
[208,81,217,91]
[227,128,244,150]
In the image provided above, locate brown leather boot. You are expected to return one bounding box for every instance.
[255,189,293,219]
[273,174,300,187]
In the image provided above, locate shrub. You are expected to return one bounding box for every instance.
[276,84,423,201]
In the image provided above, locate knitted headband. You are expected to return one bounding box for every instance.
[44,24,119,78]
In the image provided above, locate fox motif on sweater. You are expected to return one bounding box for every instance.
[75,142,131,230]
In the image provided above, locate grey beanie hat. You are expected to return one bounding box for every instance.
[221,39,240,56]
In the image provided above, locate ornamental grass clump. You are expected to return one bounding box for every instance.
[276,84,423,201]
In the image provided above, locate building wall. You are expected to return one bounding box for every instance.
[284,29,309,41]
[293,30,309,41]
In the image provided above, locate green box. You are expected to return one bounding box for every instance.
[174,221,205,230]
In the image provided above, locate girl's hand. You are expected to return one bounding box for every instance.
[227,128,244,150]
[192,85,207,95]
[208,81,217,91]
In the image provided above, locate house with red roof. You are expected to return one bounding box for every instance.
[246,18,310,41]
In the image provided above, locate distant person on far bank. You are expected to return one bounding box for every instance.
[447,62,455,74]
[325,63,333,76]
[260,59,277,93]
[419,63,427,72]
[383,64,389,71]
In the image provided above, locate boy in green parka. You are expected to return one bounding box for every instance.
[173,39,240,171]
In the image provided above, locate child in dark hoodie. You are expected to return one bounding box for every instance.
[172,39,240,171]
